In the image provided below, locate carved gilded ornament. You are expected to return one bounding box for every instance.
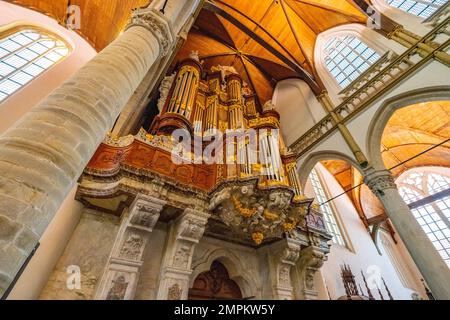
[252,231,264,245]
[248,117,280,129]
[209,183,309,245]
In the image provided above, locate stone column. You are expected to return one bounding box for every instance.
[156,208,210,300]
[0,8,175,297]
[94,194,166,300]
[295,246,326,300]
[268,238,301,300]
[364,168,450,300]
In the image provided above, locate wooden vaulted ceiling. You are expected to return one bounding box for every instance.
[322,101,450,221]
[7,0,368,105]
[174,0,368,105]
[5,0,151,50]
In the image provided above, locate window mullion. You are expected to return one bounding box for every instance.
[0,46,58,85]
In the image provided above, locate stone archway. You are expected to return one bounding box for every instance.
[188,261,243,300]
[366,86,450,170]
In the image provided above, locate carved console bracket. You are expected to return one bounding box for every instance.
[268,238,301,300]
[94,194,166,300]
[156,208,210,300]
[296,246,327,300]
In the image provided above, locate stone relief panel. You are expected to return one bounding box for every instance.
[168,283,183,300]
[94,195,166,300]
[119,233,145,261]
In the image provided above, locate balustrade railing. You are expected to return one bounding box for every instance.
[291,17,450,157]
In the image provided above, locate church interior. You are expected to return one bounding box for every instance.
[0,0,449,301]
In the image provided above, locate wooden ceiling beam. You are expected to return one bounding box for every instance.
[280,0,313,70]
[211,0,304,68]
[192,26,238,52]
[199,52,237,61]
[239,55,264,108]
[204,1,321,94]
[290,0,365,20]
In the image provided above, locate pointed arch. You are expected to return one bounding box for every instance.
[190,248,260,299]
[298,150,364,190]
[366,86,450,170]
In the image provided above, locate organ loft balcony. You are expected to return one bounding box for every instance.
[77,54,331,249]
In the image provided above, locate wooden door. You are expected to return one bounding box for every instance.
[188,261,243,300]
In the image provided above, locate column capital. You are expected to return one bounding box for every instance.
[127,8,174,57]
[364,168,397,196]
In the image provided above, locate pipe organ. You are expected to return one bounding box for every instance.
[167,61,201,119]
[152,58,303,189]
[82,57,330,247]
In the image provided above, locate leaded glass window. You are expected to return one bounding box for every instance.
[387,0,448,19]
[309,168,346,246]
[398,170,450,268]
[0,28,70,102]
[324,35,381,88]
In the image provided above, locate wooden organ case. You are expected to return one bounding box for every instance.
[77,56,332,249]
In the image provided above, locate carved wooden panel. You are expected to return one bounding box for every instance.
[87,140,216,191]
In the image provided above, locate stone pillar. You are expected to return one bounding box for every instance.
[268,238,301,300]
[295,246,326,300]
[94,194,166,300]
[156,208,210,300]
[364,168,450,300]
[0,8,175,297]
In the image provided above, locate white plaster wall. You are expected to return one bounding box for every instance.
[304,164,426,300]
[0,1,97,134]
[273,79,326,146]
[295,60,450,177]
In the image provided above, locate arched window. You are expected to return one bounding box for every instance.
[397,168,450,268]
[309,168,346,246]
[0,27,71,102]
[324,35,381,88]
[387,0,448,19]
